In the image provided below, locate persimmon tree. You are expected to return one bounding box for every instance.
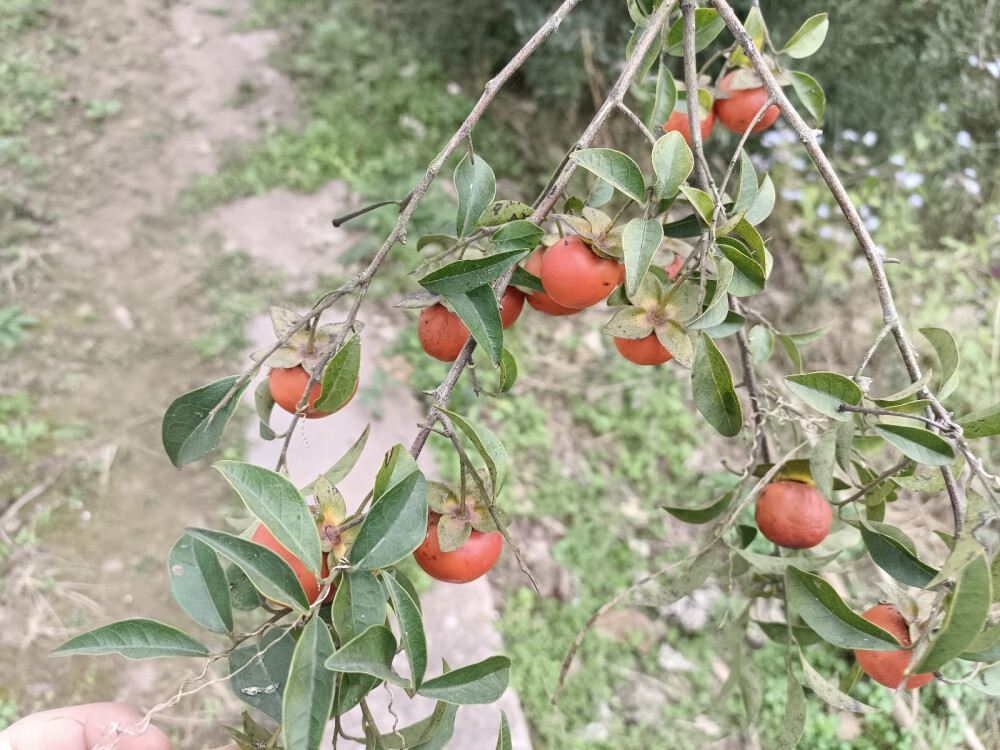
[51,1,1000,748]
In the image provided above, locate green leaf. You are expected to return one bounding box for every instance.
[215,461,322,576]
[687,258,734,331]
[440,408,508,495]
[417,234,458,252]
[716,237,764,297]
[957,402,1000,439]
[315,333,361,412]
[732,150,758,216]
[744,174,775,226]
[810,431,837,502]
[729,6,764,67]
[799,650,878,713]
[679,185,715,225]
[916,554,992,673]
[384,571,428,691]
[756,622,823,647]
[51,618,209,660]
[927,491,992,589]
[651,132,693,199]
[785,323,832,346]
[254,379,276,441]
[569,149,645,204]
[748,326,773,365]
[229,628,296,722]
[859,520,938,588]
[873,370,933,407]
[226,564,262,611]
[491,220,544,256]
[586,177,615,208]
[782,14,829,58]
[300,424,371,495]
[692,332,743,437]
[509,266,544,293]
[494,711,513,750]
[665,8,725,55]
[455,154,496,237]
[333,568,388,643]
[373,444,420,502]
[701,310,745,339]
[778,333,802,372]
[623,218,665,299]
[649,61,677,132]
[332,673,380,717]
[477,200,534,228]
[282,617,336,750]
[496,349,517,394]
[663,489,735,524]
[351,470,428,571]
[970,662,1000,696]
[418,656,511,705]
[733,548,842,575]
[655,321,694,368]
[443,286,503,366]
[419,250,531,296]
[662,213,701,238]
[783,371,863,420]
[168,534,233,634]
[378,699,456,750]
[920,327,960,401]
[788,71,825,125]
[890,459,963,493]
[874,424,955,466]
[185,527,310,614]
[162,376,249,468]
[773,670,807,750]
[785,567,901,650]
[325,624,408,686]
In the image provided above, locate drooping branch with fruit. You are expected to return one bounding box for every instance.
[49,1,1000,748]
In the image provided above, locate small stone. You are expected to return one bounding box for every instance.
[658,643,695,672]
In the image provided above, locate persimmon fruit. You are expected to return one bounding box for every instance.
[714,71,780,134]
[614,334,672,366]
[755,480,831,549]
[418,288,523,362]
[540,236,621,309]
[252,524,333,605]
[663,107,715,145]
[269,365,356,419]
[524,248,583,316]
[854,604,934,690]
[413,511,503,583]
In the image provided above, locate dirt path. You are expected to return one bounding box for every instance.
[2,0,531,746]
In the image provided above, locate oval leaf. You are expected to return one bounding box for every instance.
[229,628,296,721]
[665,8,725,55]
[384,570,428,690]
[788,71,825,125]
[315,333,361,412]
[282,617,336,750]
[956,402,1000,440]
[440,408,508,495]
[162,376,249,468]
[417,656,511,705]
[799,650,878,713]
[333,567,389,643]
[663,488,734,524]
[782,14,829,58]
[168,534,233,634]
[874,424,955,467]
[455,154,496,238]
[651,132,693,199]
[915,553,992,673]
[623,218,665,299]
[52,618,209,659]
[569,149,645,204]
[420,250,531,297]
[920,327,960,401]
[443,286,503,366]
[692,332,743,437]
[784,372,862,420]
[185,527,310,614]
[215,460,322,575]
[785,567,901,650]
[477,200,534,228]
[859,520,938,588]
[325,624,408,686]
[351,469,428,571]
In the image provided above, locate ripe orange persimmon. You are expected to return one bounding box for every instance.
[755,480,831,548]
[269,365,356,419]
[418,289,521,362]
[524,248,580,316]
[614,334,672,365]
[854,604,935,690]
[714,71,780,134]
[540,236,621,309]
[252,524,333,605]
[413,511,503,583]
[663,108,715,145]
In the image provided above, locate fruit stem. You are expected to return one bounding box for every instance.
[305,313,320,355]
[600,199,633,242]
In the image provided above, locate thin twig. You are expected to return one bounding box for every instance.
[837,404,950,432]
[854,322,893,382]
[734,320,772,463]
[330,200,402,228]
[617,102,658,146]
[833,459,912,507]
[681,0,719,198]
